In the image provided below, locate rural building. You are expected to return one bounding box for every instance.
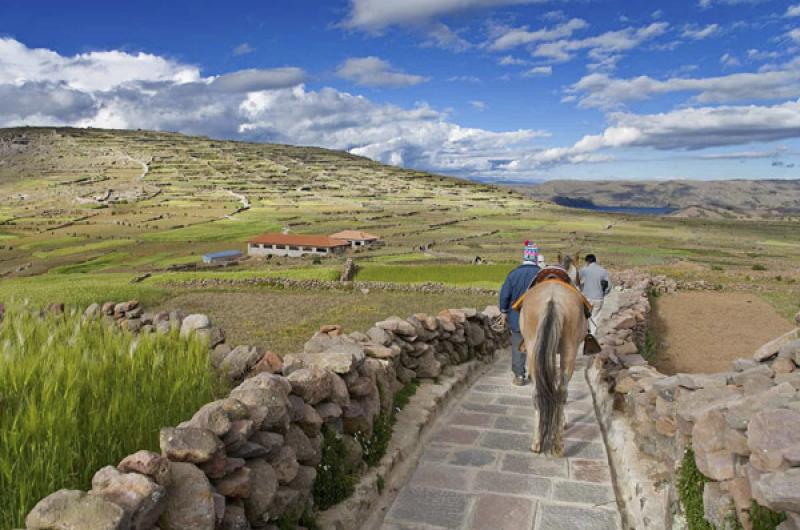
[247,233,349,258]
[202,250,242,264]
[330,230,381,248]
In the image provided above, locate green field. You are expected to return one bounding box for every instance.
[0,126,798,349]
[0,304,223,528]
[1,126,799,527]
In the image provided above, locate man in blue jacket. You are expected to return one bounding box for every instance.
[498,241,541,386]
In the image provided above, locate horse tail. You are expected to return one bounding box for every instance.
[534,298,563,454]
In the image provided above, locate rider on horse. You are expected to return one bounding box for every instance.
[498,241,541,386]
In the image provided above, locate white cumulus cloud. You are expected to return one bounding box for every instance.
[681,23,720,40]
[506,99,800,170]
[0,38,552,177]
[233,43,255,56]
[342,0,540,32]
[524,66,553,76]
[0,37,200,91]
[567,65,800,108]
[335,56,428,87]
[488,18,588,51]
[532,22,669,65]
[498,55,529,66]
[239,86,548,172]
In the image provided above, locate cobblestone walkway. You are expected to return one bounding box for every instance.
[380,293,623,530]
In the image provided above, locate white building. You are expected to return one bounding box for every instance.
[247,233,349,258]
[329,230,381,249]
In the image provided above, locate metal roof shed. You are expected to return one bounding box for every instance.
[202,250,243,264]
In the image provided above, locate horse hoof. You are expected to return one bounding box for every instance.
[530,443,541,453]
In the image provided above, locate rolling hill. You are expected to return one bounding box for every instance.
[0,126,798,328]
[515,179,800,215]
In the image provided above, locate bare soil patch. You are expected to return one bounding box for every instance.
[650,291,794,374]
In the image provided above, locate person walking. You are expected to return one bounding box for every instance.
[579,254,611,335]
[498,241,541,386]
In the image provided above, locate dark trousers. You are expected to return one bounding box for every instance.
[511,331,526,377]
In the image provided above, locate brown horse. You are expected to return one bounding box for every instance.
[519,277,588,456]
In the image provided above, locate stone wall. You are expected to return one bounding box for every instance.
[23,301,509,530]
[159,276,499,296]
[587,273,800,530]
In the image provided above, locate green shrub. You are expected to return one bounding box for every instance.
[393,380,420,411]
[313,427,358,510]
[277,507,320,530]
[639,330,659,363]
[752,264,767,271]
[316,380,420,509]
[677,447,712,530]
[711,265,724,271]
[677,448,785,530]
[359,411,392,467]
[648,288,662,298]
[0,304,224,529]
[358,380,419,468]
[750,500,786,530]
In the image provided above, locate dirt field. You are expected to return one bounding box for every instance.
[157,288,495,355]
[650,291,794,374]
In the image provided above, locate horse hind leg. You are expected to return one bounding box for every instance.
[530,377,542,453]
[550,371,569,457]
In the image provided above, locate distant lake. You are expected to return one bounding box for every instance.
[571,205,677,216]
[549,196,677,215]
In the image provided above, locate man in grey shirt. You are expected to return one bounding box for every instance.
[579,254,611,335]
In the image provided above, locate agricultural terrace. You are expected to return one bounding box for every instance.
[1,127,799,353]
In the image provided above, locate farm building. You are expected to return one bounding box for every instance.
[202,250,242,264]
[330,230,381,248]
[247,233,349,258]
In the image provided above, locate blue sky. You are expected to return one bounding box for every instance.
[1,0,799,181]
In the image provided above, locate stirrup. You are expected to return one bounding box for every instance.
[584,334,602,355]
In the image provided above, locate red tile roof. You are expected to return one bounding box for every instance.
[330,230,380,241]
[248,233,349,248]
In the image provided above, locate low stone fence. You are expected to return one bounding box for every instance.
[612,270,715,295]
[158,276,499,296]
[23,300,509,530]
[586,273,800,530]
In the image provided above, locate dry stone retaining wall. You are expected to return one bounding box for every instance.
[160,276,499,296]
[23,300,509,530]
[587,273,800,530]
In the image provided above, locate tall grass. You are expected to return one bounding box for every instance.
[0,273,168,308]
[0,304,224,528]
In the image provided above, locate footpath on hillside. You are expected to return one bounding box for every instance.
[378,291,624,530]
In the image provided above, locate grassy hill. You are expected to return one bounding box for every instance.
[515,179,800,216]
[1,126,799,348]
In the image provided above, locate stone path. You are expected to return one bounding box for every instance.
[380,292,623,530]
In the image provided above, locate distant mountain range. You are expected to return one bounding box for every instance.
[513,179,800,216]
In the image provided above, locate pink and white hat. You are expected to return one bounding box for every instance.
[523,240,539,262]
